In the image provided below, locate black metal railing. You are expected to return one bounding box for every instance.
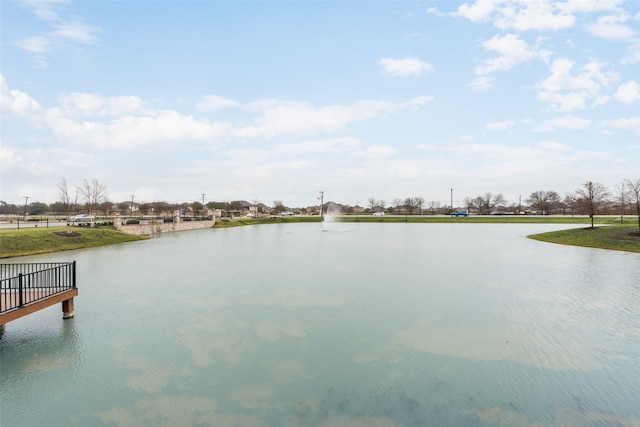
[0,262,76,313]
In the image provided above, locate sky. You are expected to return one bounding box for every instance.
[1,0,639,209]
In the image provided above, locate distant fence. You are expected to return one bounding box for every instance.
[0,218,66,229]
[0,262,76,313]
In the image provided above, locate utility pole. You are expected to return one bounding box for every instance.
[23,196,30,218]
[319,191,324,219]
[202,193,206,217]
[518,194,522,215]
[450,188,453,216]
[130,195,134,218]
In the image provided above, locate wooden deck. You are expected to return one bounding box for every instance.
[0,288,78,324]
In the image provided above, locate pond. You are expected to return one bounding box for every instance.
[1,223,639,427]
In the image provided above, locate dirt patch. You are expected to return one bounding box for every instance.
[629,232,640,237]
[54,231,81,238]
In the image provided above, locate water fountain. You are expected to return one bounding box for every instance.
[322,205,349,232]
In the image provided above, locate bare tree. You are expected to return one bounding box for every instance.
[57,178,77,233]
[367,198,386,212]
[564,192,578,217]
[414,196,425,215]
[526,190,560,215]
[484,192,506,213]
[404,197,415,215]
[465,193,505,215]
[463,196,476,213]
[272,200,285,214]
[576,181,610,228]
[77,178,108,227]
[615,181,626,225]
[624,179,640,233]
[427,201,441,215]
[392,198,405,215]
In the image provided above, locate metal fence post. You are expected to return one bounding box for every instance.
[18,273,23,307]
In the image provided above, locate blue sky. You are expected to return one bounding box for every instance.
[1,0,639,208]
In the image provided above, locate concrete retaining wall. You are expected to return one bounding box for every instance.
[113,213,215,235]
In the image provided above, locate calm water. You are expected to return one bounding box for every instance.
[1,223,639,427]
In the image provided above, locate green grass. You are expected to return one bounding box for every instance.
[213,216,322,228]
[0,226,148,258]
[527,225,640,253]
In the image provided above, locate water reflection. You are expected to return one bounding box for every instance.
[1,224,639,427]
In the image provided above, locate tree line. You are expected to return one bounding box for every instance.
[2,178,639,232]
[364,179,639,230]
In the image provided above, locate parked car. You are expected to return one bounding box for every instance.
[372,211,384,216]
[454,211,468,217]
[281,211,294,216]
[70,214,92,223]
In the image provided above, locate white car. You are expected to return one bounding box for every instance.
[373,212,384,216]
[71,214,92,223]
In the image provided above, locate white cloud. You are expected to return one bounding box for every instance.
[456,0,500,23]
[587,14,636,40]
[536,58,619,111]
[615,80,640,104]
[493,1,574,31]
[485,120,515,130]
[587,22,635,39]
[475,34,539,74]
[532,115,591,132]
[19,0,67,22]
[57,93,145,117]
[558,0,625,14]
[196,95,241,112]
[38,93,432,149]
[354,145,396,161]
[276,137,360,155]
[537,141,572,151]
[471,34,551,91]
[0,146,22,172]
[378,57,435,77]
[600,117,640,134]
[0,75,42,115]
[456,0,624,32]
[235,96,433,138]
[622,41,640,64]
[44,109,231,148]
[14,36,51,53]
[457,0,574,31]
[468,76,494,92]
[51,19,99,44]
[16,1,100,67]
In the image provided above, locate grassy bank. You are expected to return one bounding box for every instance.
[213,216,322,228]
[0,227,148,258]
[527,225,640,253]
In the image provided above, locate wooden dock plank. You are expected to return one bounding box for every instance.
[0,288,78,324]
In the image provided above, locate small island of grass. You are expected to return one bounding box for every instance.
[527,225,640,253]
